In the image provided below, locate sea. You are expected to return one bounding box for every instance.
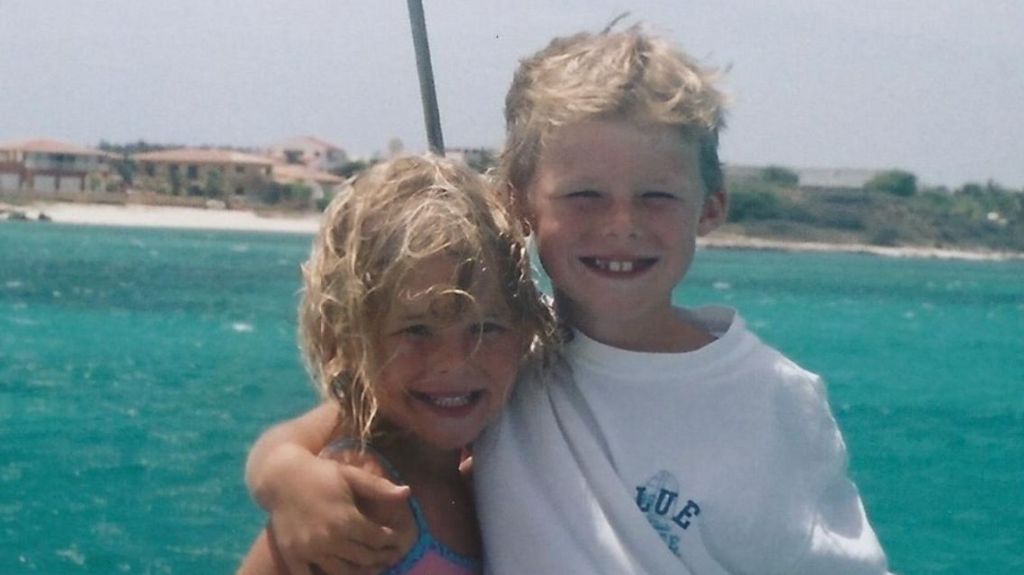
[1,221,1021,574]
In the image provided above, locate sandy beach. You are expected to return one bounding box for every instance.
[4,201,1020,261]
[6,201,321,235]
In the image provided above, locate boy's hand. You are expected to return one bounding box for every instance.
[265,456,411,575]
[458,454,474,486]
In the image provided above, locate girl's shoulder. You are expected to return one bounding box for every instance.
[319,438,395,481]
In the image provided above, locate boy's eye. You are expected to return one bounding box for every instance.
[641,190,678,201]
[565,189,601,199]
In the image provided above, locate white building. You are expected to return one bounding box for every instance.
[268,136,349,173]
[0,139,110,193]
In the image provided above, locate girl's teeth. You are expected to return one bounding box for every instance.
[430,394,471,408]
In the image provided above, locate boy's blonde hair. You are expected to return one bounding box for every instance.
[299,155,555,441]
[500,24,727,198]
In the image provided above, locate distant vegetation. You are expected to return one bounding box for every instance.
[726,168,1023,252]
[865,170,917,198]
[39,141,1022,253]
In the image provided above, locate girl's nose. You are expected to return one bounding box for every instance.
[430,334,473,374]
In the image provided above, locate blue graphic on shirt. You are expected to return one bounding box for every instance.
[635,471,701,558]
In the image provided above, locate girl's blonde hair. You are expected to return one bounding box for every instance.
[299,155,555,441]
[500,24,728,202]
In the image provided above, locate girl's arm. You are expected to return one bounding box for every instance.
[245,402,410,574]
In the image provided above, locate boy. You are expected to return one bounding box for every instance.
[246,26,890,574]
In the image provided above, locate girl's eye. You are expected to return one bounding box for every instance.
[471,321,508,336]
[399,324,431,337]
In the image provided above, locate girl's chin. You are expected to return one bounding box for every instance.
[375,422,478,454]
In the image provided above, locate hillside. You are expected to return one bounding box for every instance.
[724,169,1023,254]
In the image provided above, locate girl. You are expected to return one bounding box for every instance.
[237,155,555,574]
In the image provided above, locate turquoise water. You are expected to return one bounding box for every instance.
[2,222,1022,574]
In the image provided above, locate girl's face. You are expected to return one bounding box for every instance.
[373,254,524,452]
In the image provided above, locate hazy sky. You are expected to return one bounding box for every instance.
[1,0,1021,188]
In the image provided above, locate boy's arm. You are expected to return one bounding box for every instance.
[245,402,410,574]
[236,524,390,575]
[235,527,288,575]
[245,401,338,508]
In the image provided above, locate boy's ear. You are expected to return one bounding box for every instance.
[507,184,535,233]
[697,187,728,236]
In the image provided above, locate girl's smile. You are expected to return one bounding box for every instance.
[374,255,525,452]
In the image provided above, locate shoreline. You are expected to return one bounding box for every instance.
[4,201,320,235]
[4,201,1021,262]
[698,233,1022,262]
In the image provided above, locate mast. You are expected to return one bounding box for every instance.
[406,0,445,156]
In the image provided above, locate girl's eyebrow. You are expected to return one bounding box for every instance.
[478,302,514,321]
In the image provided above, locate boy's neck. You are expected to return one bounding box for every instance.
[559,296,716,353]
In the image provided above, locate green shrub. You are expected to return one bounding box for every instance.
[729,190,785,221]
[332,160,372,179]
[866,170,917,197]
[761,166,799,187]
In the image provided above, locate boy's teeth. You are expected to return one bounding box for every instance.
[596,259,634,272]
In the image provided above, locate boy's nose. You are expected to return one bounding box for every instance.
[604,200,639,238]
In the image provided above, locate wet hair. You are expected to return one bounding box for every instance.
[499,24,727,205]
[298,155,556,441]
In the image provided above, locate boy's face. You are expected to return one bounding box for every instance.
[523,119,726,348]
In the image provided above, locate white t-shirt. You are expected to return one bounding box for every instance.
[475,306,890,574]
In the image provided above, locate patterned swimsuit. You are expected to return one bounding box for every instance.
[322,440,480,575]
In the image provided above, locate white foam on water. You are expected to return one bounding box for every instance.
[91,521,126,539]
[231,322,254,333]
[55,545,86,566]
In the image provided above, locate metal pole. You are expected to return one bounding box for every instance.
[406,0,445,156]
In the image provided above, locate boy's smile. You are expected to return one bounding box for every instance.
[581,257,657,275]
[524,119,727,351]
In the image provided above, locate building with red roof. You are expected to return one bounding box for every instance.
[0,138,110,194]
[132,148,274,198]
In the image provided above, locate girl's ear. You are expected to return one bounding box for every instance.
[320,319,338,364]
[698,187,728,236]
